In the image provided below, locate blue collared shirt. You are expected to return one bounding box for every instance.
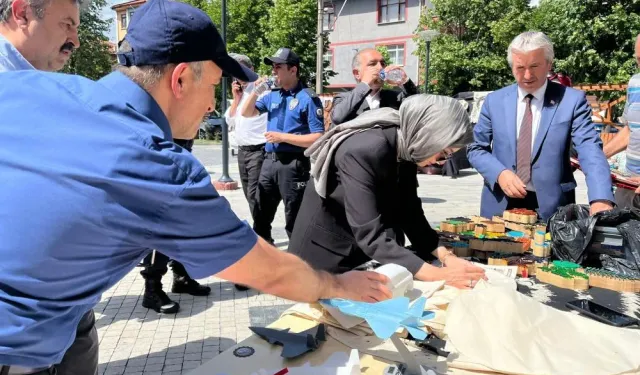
[255,82,324,153]
[0,70,257,367]
[0,33,35,72]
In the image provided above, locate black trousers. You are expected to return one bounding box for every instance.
[140,251,189,281]
[253,153,310,240]
[0,310,98,375]
[237,144,266,221]
[138,138,193,283]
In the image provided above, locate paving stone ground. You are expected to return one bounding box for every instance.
[95,145,590,375]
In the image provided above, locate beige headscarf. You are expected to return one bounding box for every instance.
[305,94,473,198]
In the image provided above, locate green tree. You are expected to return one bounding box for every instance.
[61,0,113,80]
[180,0,272,111]
[415,0,530,95]
[530,0,640,85]
[261,0,333,89]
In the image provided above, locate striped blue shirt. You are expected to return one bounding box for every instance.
[624,73,640,176]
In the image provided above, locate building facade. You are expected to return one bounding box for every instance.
[111,0,147,43]
[111,0,432,93]
[323,0,432,92]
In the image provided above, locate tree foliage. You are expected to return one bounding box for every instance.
[260,0,334,87]
[181,0,332,110]
[61,0,113,80]
[416,0,640,96]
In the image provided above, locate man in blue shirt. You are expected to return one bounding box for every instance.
[241,48,325,244]
[0,1,98,374]
[0,0,391,373]
[0,0,79,72]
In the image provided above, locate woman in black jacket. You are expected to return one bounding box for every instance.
[288,94,486,289]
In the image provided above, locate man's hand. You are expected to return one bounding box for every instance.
[360,65,383,90]
[264,131,288,144]
[333,271,392,302]
[590,201,613,215]
[497,170,527,198]
[231,80,243,99]
[383,65,408,86]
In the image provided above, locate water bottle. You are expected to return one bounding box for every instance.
[379,68,404,82]
[254,76,276,96]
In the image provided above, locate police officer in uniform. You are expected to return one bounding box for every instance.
[139,137,211,314]
[241,48,325,242]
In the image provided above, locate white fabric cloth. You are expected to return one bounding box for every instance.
[365,91,381,110]
[224,82,268,146]
[516,80,547,151]
[444,285,640,375]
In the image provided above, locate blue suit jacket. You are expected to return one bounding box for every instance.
[467,81,613,220]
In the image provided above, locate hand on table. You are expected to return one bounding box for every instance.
[589,201,613,215]
[440,256,487,289]
[334,271,392,302]
[497,170,527,199]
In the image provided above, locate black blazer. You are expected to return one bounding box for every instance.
[288,126,439,275]
[330,80,418,126]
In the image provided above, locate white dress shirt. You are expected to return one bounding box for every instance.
[516,80,547,151]
[365,90,381,110]
[224,82,268,146]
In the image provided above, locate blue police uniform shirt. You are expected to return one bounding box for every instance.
[0,70,258,367]
[255,82,324,153]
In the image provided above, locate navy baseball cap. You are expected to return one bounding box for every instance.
[117,0,257,82]
[264,48,300,66]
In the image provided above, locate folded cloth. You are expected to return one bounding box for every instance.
[444,286,640,375]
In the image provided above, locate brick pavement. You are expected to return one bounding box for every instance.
[94,146,590,374]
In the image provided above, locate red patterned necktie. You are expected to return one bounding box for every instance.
[516,94,534,185]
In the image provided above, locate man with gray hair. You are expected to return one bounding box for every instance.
[330,48,417,126]
[468,31,614,220]
[0,0,80,72]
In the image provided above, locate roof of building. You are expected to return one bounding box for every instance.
[111,0,146,11]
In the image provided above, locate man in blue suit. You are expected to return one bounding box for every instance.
[468,31,614,221]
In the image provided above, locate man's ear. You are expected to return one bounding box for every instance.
[170,63,190,99]
[352,68,361,81]
[11,0,31,27]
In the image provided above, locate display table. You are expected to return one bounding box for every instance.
[187,314,407,375]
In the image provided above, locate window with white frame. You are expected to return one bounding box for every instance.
[379,0,406,23]
[323,50,333,69]
[385,44,405,66]
[128,9,135,21]
[323,10,335,31]
[120,13,127,29]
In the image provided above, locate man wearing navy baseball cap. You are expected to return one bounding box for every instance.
[0,0,392,372]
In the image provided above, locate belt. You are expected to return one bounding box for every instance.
[265,152,306,162]
[238,144,265,152]
[0,366,54,375]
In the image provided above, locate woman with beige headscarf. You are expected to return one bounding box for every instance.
[288,94,486,290]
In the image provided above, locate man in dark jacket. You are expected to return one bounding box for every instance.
[330,48,418,126]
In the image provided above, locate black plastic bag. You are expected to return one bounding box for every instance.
[549,205,640,274]
[548,204,594,264]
